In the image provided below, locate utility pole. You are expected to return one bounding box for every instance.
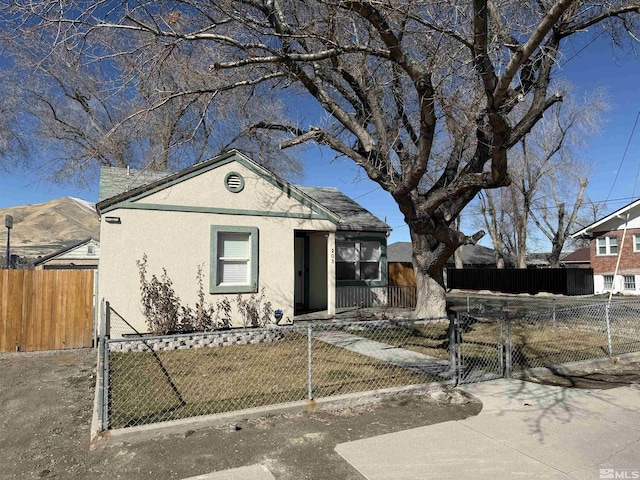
[5,214,13,269]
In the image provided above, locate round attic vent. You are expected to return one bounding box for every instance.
[224,172,245,193]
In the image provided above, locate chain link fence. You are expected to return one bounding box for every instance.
[508,300,640,374]
[97,311,455,430]
[453,299,640,384]
[95,298,640,430]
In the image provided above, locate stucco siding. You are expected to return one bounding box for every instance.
[99,207,335,335]
[137,162,321,217]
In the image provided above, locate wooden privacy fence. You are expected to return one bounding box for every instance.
[0,269,94,352]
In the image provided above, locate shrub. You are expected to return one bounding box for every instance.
[137,254,182,335]
[136,255,273,334]
[236,289,273,328]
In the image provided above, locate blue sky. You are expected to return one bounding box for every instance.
[1,36,639,249]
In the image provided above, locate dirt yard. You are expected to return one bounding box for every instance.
[0,348,480,480]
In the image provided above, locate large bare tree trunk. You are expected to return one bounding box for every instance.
[409,229,459,319]
[413,265,447,319]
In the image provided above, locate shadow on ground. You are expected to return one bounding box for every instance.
[0,349,480,480]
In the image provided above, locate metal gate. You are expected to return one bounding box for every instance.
[454,312,507,384]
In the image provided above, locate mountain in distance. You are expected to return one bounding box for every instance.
[0,197,100,260]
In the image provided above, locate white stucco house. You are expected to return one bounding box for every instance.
[96,150,390,334]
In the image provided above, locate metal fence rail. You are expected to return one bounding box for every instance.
[454,299,640,383]
[509,300,640,373]
[95,299,640,429]
[101,317,454,429]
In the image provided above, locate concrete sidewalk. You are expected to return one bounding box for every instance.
[335,379,640,479]
[314,330,451,378]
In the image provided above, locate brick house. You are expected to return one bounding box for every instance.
[572,199,640,295]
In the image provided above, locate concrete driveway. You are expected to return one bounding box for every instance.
[334,379,640,479]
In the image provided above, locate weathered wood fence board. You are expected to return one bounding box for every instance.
[0,270,94,352]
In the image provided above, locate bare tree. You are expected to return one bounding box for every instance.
[477,89,606,268]
[0,17,302,182]
[4,0,639,316]
[0,82,28,169]
[477,189,512,268]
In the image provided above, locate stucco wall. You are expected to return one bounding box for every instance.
[99,161,336,335]
[141,161,320,215]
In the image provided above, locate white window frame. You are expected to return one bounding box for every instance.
[603,275,614,290]
[597,236,618,256]
[633,234,640,253]
[624,275,636,290]
[210,226,258,294]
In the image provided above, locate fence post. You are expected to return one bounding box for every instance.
[504,314,512,378]
[105,301,111,339]
[552,299,556,328]
[456,313,463,385]
[466,295,470,314]
[307,325,313,401]
[605,303,613,356]
[102,338,110,430]
[97,337,106,431]
[499,308,504,376]
[449,314,457,378]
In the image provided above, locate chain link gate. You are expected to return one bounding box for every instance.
[454,311,508,384]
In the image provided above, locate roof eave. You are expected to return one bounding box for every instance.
[96,150,342,224]
[571,197,640,238]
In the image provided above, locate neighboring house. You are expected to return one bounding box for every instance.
[97,150,390,334]
[525,253,551,268]
[572,198,640,295]
[387,242,497,286]
[560,247,591,269]
[33,238,100,270]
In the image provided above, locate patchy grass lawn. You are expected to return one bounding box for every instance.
[109,297,640,428]
[355,315,640,375]
[108,332,427,428]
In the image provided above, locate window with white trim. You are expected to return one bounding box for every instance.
[603,275,614,290]
[624,275,636,290]
[597,236,618,255]
[210,226,258,294]
[634,235,640,252]
[336,241,382,281]
[218,233,250,285]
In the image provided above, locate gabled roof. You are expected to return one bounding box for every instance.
[33,237,99,266]
[571,197,640,238]
[96,150,389,232]
[560,247,590,264]
[98,167,168,203]
[296,186,390,232]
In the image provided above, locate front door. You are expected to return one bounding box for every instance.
[294,236,307,310]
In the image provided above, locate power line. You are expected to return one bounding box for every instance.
[387,194,640,230]
[352,186,380,199]
[604,109,640,203]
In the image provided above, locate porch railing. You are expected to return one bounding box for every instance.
[336,285,416,309]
